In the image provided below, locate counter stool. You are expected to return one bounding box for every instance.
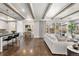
[16,33,19,38]
[3,36,13,50]
[12,33,19,44]
[15,33,19,45]
[12,34,17,45]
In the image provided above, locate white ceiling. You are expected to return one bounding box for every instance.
[0,3,79,22]
[56,4,79,19]
[0,13,16,21]
[62,12,79,22]
[10,3,32,19]
[30,3,49,19]
[45,3,79,23]
[0,3,33,21]
[0,3,24,20]
[45,3,70,18]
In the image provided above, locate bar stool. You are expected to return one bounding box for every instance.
[12,33,19,44]
[15,33,19,45]
[15,33,19,42]
[3,35,13,50]
[16,33,19,38]
[12,34,16,45]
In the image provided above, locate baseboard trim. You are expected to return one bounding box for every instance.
[33,38,43,39]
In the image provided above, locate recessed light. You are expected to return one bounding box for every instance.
[30,49,33,53]
[22,9,25,12]
[22,49,26,54]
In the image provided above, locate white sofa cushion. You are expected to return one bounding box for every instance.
[74,34,79,40]
[47,34,58,42]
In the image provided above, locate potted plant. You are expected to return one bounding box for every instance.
[68,21,76,38]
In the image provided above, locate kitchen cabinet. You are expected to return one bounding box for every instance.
[0,20,8,29]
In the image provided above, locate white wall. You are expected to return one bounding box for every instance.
[7,22,16,33]
[18,19,46,38]
[0,20,8,29]
[21,19,39,38]
[23,19,40,38]
[39,21,46,38]
[33,20,46,38]
[33,21,40,38]
[16,20,24,33]
[23,19,45,38]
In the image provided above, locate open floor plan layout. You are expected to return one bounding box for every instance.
[0,3,79,56]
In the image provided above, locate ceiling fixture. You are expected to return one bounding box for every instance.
[22,9,25,12]
[7,9,15,21]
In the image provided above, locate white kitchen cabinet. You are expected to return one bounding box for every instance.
[0,20,8,29]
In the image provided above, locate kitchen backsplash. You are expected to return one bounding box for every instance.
[0,29,8,34]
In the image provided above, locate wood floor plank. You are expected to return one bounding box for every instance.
[0,38,53,56]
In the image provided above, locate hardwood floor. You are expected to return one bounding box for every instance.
[0,37,53,56]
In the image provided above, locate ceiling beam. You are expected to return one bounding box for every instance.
[61,10,79,19]
[0,12,17,22]
[0,16,7,22]
[0,12,17,20]
[42,3,52,19]
[51,3,75,19]
[0,6,18,20]
[27,3,35,19]
[4,3,24,19]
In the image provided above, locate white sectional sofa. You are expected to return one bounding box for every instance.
[44,33,74,55]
